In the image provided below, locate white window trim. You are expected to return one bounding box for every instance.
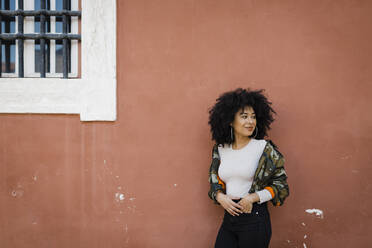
[0,0,117,121]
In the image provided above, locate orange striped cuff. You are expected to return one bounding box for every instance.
[264,186,275,198]
[217,176,226,189]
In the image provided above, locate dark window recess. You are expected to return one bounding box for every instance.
[35,39,50,73]
[1,40,15,73]
[0,0,80,78]
[55,39,70,73]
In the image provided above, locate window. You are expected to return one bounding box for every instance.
[1,0,80,78]
[0,0,117,121]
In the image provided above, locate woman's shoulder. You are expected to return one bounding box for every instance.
[254,138,268,145]
[216,143,231,155]
[251,138,267,151]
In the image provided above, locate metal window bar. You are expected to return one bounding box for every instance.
[0,1,1,77]
[40,0,45,77]
[62,0,68,78]
[4,0,12,74]
[17,0,23,77]
[0,0,81,78]
[0,10,81,17]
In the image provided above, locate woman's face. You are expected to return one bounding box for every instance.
[231,106,257,138]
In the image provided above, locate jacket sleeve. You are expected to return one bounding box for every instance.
[208,144,226,205]
[265,140,290,207]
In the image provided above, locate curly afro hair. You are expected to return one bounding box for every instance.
[208,88,276,145]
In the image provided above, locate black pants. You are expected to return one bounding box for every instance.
[214,200,272,248]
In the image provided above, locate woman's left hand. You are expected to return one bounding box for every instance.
[238,193,260,213]
[238,198,253,213]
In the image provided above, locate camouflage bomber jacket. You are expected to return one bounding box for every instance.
[208,140,289,206]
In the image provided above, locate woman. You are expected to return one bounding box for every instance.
[208,88,289,248]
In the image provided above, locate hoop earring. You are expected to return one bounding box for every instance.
[230,126,234,141]
[252,127,258,139]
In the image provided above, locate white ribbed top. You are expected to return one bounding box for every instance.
[218,138,272,204]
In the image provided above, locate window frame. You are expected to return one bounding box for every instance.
[0,0,117,121]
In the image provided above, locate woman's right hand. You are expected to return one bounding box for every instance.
[216,192,244,216]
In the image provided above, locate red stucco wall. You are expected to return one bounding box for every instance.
[1,0,372,247]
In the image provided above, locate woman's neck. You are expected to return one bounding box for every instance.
[232,134,251,149]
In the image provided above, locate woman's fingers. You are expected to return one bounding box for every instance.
[225,202,243,215]
[223,203,238,216]
[229,202,243,214]
[245,204,253,213]
[222,197,256,216]
[231,205,243,215]
[243,205,252,213]
[238,199,253,212]
[227,207,240,216]
[226,209,234,216]
[228,199,243,211]
[232,201,244,210]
